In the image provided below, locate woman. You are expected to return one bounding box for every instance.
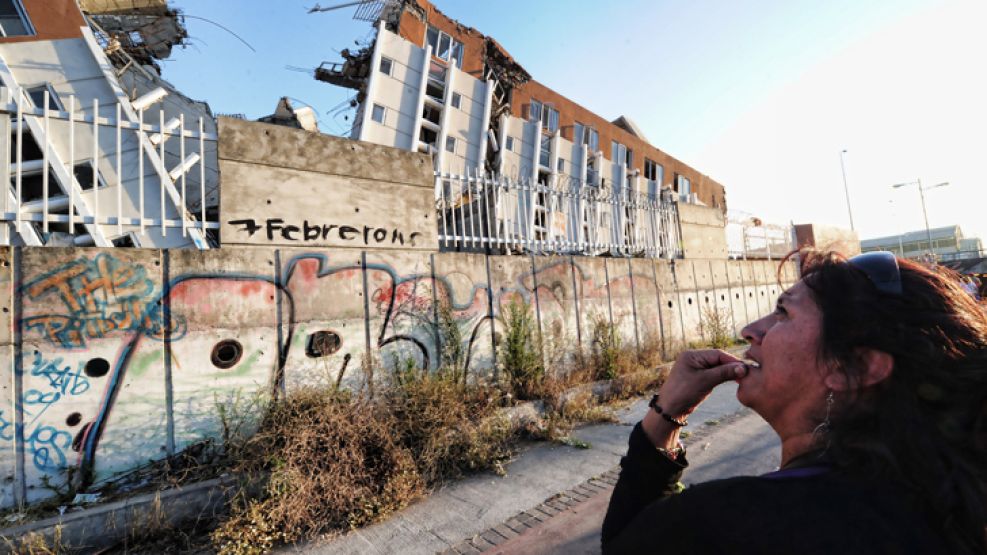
[602,250,987,554]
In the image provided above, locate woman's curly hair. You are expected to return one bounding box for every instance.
[793,250,987,553]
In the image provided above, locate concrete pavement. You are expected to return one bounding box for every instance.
[286,382,780,555]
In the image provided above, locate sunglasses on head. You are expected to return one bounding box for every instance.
[848,251,903,296]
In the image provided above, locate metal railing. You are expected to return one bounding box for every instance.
[435,171,683,258]
[0,86,217,248]
[726,211,795,260]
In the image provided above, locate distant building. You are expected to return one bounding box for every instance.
[860,226,984,261]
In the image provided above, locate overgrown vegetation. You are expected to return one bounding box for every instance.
[211,368,513,554]
[499,300,544,399]
[699,305,737,349]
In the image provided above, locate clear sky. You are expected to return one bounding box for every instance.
[161,0,987,246]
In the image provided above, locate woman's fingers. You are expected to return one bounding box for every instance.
[660,350,746,414]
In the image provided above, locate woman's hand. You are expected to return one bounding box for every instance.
[641,350,747,449]
[659,350,747,417]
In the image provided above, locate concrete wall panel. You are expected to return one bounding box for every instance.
[531,256,579,374]
[570,258,610,356]
[654,260,684,350]
[17,247,166,498]
[604,259,638,354]
[488,255,538,377]
[279,249,366,392]
[365,251,436,376]
[433,253,494,381]
[628,259,662,357]
[166,248,280,456]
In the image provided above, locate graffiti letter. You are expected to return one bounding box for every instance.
[265,218,285,241]
[282,225,300,241]
[338,226,358,241]
[304,220,321,240]
[228,219,261,237]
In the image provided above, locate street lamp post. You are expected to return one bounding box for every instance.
[839,150,855,231]
[891,179,949,257]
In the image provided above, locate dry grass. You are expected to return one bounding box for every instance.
[210,370,515,554]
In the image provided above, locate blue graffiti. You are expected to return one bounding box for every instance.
[0,411,12,442]
[23,351,90,426]
[26,425,72,472]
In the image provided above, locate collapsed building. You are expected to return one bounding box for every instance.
[0,0,217,248]
[314,0,728,258]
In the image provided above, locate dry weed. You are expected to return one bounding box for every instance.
[212,389,423,553]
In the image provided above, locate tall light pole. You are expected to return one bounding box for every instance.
[839,150,855,231]
[891,179,949,257]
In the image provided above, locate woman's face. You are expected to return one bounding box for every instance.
[738,280,831,435]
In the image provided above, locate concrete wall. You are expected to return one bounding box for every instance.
[678,203,729,259]
[218,117,437,251]
[794,223,860,257]
[0,244,796,510]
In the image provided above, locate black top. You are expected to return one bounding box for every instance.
[601,423,952,554]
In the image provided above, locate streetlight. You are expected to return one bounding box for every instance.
[839,150,855,231]
[891,179,949,257]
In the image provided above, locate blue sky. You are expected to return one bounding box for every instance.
[161,0,987,245]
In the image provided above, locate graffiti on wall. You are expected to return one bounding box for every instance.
[5,250,792,509]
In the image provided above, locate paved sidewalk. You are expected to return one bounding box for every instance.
[287,382,777,555]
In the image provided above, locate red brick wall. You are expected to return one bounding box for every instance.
[0,0,86,44]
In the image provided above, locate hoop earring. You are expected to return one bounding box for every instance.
[812,390,835,438]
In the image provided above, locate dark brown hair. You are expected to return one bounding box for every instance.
[793,250,987,553]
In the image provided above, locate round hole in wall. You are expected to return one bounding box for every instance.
[721,295,725,301]
[66,412,82,427]
[211,339,243,369]
[704,296,709,303]
[667,301,673,308]
[749,292,753,298]
[760,291,765,296]
[84,358,110,378]
[687,298,693,305]
[735,293,740,300]
[306,331,342,358]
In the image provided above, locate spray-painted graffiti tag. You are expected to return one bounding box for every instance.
[21,253,183,348]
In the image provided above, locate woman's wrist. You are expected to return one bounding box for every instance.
[641,406,681,450]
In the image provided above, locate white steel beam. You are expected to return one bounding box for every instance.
[80,26,209,249]
[0,60,112,246]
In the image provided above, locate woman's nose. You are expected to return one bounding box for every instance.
[741,319,764,344]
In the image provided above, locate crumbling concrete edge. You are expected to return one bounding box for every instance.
[0,475,236,552]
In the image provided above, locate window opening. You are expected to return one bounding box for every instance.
[371,104,385,124]
[425,26,463,68]
[445,136,456,153]
[0,0,33,37]
[451,92,461,109]
[379,57,393,76]
[25,84,61,111]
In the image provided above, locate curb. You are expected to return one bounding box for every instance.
[0,476,235,552]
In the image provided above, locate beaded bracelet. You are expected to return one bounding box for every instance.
[648,393,688,427]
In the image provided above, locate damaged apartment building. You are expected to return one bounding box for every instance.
[316,0,728,258]
[0,0,218,248]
